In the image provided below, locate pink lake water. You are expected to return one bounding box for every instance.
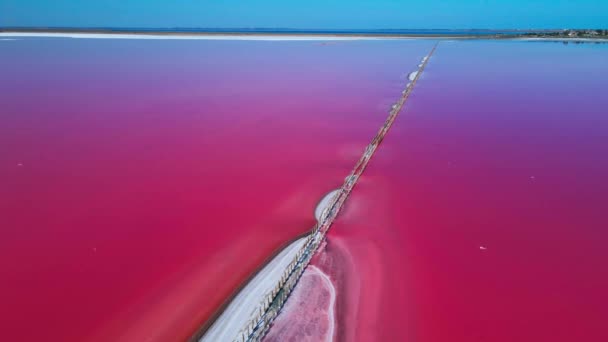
[318,40,608,341]
[0,38,433,341]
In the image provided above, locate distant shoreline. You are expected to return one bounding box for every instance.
[0,27,552,39]
[0,30,503,39]
[1,28,606,42]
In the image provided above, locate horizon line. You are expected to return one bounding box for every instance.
[2,26,596,31]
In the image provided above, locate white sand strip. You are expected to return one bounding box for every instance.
[200,237,307,342]
[0,32,394,41]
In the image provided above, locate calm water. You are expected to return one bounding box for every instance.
[322,40,608,341]
[0,38,433,341]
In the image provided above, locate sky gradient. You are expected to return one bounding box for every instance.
[1,0,607,29]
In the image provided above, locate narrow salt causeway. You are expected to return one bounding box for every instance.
[203,44,438,341]
[200,237,307,342]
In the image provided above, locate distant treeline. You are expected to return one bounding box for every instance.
[522,29,608,38]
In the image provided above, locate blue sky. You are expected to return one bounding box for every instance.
[1,0,607,29]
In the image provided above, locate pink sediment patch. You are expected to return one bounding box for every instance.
[309,238,362,342]
[264,265,336,342]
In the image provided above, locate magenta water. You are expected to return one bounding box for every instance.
[322,40,608,341]
[0,38,433,341]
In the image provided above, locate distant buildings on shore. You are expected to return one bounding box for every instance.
[524,29,608,38]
